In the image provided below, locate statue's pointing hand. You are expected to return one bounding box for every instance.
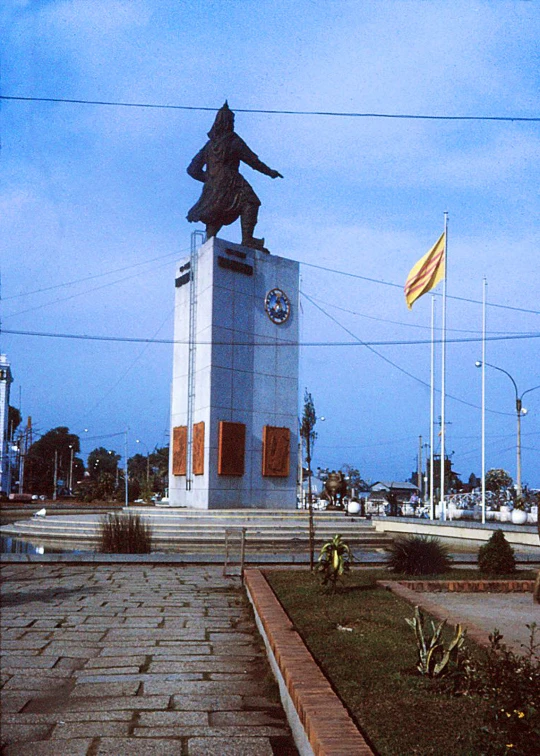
[269,170,283,179]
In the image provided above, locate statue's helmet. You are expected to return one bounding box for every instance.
[208,101,235,139]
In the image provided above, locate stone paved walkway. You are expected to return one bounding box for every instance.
[420,591,539,655]
[0,563,297,755]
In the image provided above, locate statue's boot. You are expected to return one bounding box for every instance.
[242,236,266,251]
[241,204,268,252]
[206,223,222,240]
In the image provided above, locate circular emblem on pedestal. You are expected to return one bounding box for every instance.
[265,288,291,324]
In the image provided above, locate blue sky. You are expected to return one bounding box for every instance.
[1,0,539,487]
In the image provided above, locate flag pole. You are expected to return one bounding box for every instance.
[430,294,435,519]
[481,277,487,524]
[439,212,448,520]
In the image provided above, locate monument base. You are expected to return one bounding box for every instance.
[168,236,299,510]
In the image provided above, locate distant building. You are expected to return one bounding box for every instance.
[370,481,419,501]
[0,354,13,494]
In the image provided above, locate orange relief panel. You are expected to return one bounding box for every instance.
[218,421,246,476]
[172,426,187,476]
[262,426,290,477]
[192,422,205,476]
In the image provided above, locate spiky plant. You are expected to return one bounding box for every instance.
[387,535,451,575]
[99,512,153,554]
[406,606,466,677]
[317,534,353,592]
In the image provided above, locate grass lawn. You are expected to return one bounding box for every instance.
[266,569,536,756]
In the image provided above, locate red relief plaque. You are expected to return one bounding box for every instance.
[218,421,246,476]
[172,426,187,476]
[192,422,205,476]
[262,426,290,477]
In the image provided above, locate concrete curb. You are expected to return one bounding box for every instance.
[391,579,535,593]
[244,568,373,756]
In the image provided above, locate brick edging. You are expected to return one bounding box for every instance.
[244,568,373,756]
[395,579,534,593]
[378,580,495,649]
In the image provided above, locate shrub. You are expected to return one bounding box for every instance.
[474,625,540,755]
[387,535,451,575]
[99,512,153,553]
[478,529,516,575]
[317,534,353,592]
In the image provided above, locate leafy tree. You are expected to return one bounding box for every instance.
[300,389,318,570]
[341,464,369,494]
[87,447,121,482]
[485,468,513,493]
[300,390,318,491]
[25,427,82,496]
[151,446,169,495]
[468,472,480,489]
[128,446,169,498]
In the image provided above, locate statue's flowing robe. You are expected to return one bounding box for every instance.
[186,132,274,227]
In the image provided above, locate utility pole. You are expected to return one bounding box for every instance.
[124,428,129,508]
[68,445,74,493]
[297,441,303,507]
[53,450,58,501]
[18,431,25,494]
[417,435,423,496]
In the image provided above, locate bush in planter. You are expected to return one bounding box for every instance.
[387,535,451,575]
[477,529,516,575]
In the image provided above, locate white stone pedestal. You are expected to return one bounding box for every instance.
[168,236,299,509]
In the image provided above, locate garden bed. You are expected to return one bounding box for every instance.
[266,569,537,756]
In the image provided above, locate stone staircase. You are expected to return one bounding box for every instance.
[1,507,392,552]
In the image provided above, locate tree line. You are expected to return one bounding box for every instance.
[6,423,169,502]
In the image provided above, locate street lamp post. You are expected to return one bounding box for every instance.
[475,361,540,499]
[124,428,129,509]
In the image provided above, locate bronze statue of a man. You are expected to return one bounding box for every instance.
[186,102,282,251]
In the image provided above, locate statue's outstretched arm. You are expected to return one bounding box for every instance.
[186,145,208,182]
[236,136,283,179]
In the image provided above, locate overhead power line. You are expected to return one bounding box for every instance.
[2,326,539,347]
[2,247,187,301]
[2,95,539,123]
[300,261,540,316]
[3,252,538,319]
[3,256,178,320]
[299,291,517,417]
[305,292,529,336]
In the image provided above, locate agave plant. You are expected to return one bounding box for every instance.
[406,606,466,677]
[317,534,353,591]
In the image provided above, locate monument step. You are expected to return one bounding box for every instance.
[1,513,391,547]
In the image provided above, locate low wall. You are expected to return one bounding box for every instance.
[372,517,539,549]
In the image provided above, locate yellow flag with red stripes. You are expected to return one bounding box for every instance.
[404,232,445,309]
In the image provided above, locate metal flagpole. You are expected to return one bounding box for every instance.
[481,278,487,524]
[439,213,448,520]
[430,294,435,519]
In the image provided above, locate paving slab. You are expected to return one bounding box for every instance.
[0,563,297,754]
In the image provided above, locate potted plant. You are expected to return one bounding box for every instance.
[511,497,528,525]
